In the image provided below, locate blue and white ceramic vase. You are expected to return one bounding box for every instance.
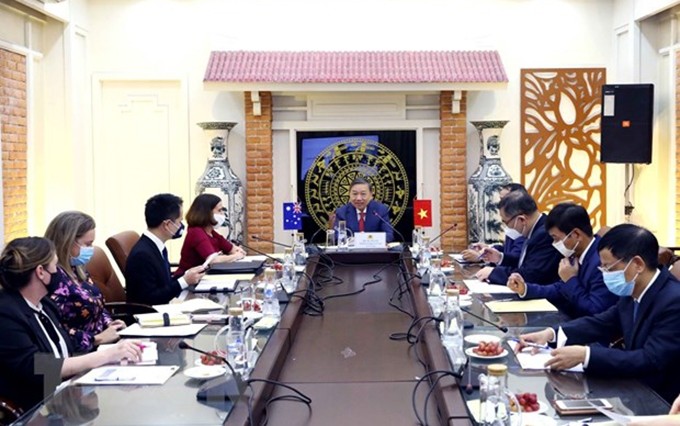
[196,122,245,243]
[467,120,512,245]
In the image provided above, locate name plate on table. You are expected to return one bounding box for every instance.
[353,232,386,249]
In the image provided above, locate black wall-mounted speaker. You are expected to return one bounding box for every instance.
[600,84,654,164]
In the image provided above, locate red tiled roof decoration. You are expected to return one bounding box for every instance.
[204,51,507,84]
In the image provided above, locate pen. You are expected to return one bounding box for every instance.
[508,337,549,350]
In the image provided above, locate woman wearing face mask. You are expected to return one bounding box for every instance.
[44,211,125,352]
[0,237,141,411]
[175,194,246,276]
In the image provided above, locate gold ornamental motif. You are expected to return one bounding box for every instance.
[304,137,409,229]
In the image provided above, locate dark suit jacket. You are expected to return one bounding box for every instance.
[493,235,526,265]
[125,234,182,305]
[561,268,680,403]
[488,214,562,285]
[334,200,394,243]
[0,290,73,411]
[524,235,618,318]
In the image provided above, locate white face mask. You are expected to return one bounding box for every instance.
[552,230,579,258]
[503,215,524,240]
[213,213,226,227]
[504,226,522,240]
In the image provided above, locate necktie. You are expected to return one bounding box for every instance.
[162,247,171,280]
[36,311,63,357]
[633,301,639,322]
[359,212,366,232]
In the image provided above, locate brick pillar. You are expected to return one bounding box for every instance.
[0,49,28,242]
[244,92,274,254]
[439,91,467,251]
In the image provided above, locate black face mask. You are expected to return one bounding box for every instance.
[171,221,185,239]
[43,269,60,294]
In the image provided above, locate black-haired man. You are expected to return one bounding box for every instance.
[126,193,205,305]
[518,224,680,403]
[462,183,527,262]
[507,203,617,318]
[333,178,394,242]
[476,191,562,285]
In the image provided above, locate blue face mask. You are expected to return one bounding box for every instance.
[602,259,638,297]
[70,245,94,266]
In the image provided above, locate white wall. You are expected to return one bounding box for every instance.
[14,0,680,250]
[71,0,619,244]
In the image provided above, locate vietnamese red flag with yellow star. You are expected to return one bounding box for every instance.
[413,199,432,227]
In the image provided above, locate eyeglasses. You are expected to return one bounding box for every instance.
[501,215,519,227]
[597,258,624,273]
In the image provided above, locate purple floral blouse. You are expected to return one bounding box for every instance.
[50,266,113,352]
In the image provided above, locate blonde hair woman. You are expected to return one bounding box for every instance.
[45,211,125,352]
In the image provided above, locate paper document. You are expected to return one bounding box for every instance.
[596,407,671,424]
[485,299,558,313]
[153,298,225,314]
[450,253,482,264]
[508,341,584,372]
[244,255,274,262]
[97,342,158,365]
[202,252,221,269]
[75,365,179,385]
[119,323,206,337]
[463,279,515,294]
[194,273,254,292]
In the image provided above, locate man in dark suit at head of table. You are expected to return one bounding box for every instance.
[125,193,205,306]
[332,177,394,243]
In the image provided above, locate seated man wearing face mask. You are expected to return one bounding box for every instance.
[506,203,618,318]
[517,224,680,404]
[125,193,206,306]
[462,183,527,262]
[475,191,562,285]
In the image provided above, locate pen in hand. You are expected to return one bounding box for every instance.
[508,337,549,350]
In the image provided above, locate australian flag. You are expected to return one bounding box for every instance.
[283,201,303,230]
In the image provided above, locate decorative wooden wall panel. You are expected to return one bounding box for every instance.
[520,68,607,230]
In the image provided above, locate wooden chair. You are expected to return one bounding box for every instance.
[86,246,156,324]
[659,246,680,281]
[105,231,140,275]
[0,397,23,425]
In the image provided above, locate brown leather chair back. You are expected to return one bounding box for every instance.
[105,231,140,274]
[86,246,126,303]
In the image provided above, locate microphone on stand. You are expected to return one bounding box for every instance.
[178,341,246,401]
[429,223,458,245]
[252,235,292,249]
[460,307,509,333]
[239,242,283,263]
[372,211,405,244]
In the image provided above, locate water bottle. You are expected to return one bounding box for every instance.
[292,232,306,265]
[442,288,466,371]
[281,247,296,292]
[419,236,432,270]
[226,307,248,375]
[262,268,281,320]
[337,220,349,251]
[412,225,422,251]
[479,364,521,426]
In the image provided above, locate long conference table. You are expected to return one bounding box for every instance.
[15,249,671,425]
